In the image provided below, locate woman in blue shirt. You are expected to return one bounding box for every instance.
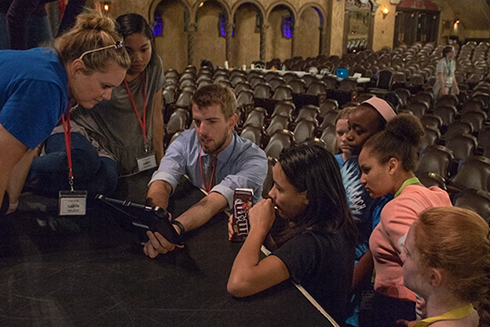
[0,10,130,215]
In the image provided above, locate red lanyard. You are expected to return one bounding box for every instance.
[124,72,147,146]
[198,149,218,193]
[61,105,74,191]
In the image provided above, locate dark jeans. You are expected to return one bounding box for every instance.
[360,291,415,327]
[27,132,118,199]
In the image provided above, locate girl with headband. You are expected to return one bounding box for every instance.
[342,94,399,327]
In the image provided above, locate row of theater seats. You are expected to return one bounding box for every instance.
[161,55,490,221]
[259,40,490,103]
[390,84,490,222]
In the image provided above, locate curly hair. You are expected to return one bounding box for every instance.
[363,113,424,171]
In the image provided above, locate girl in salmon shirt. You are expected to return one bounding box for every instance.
[358,113,452,326]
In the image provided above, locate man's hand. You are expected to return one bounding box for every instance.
[143,229,184,258]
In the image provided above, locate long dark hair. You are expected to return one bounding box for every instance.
[115,13,157,62]
[276,143,357,246]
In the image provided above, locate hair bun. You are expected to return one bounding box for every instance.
[386,113,424,147]
[76,11,116,33]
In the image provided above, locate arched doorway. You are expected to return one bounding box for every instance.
[153,0,189,72]
[232,2,263,67]
[295,5,324,58]
[194,0,229,68]
[267,4,295,62]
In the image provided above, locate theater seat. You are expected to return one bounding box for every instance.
[240,125,264,147]
[420,126,441,151]
[306,81,327,96]
[435,94,458,109]
[289,79,306,94]
[234,82,252,95]
[320,110,341,128]
[453,188,490,223]
[443,121,474,140]
[293,118,318,144]
[416,172,447,191]
[264,129,295,159]
[420,114,443,130]
[236,90,254,112]
[416,145,454,179]
[272,85,293,101]
[444,133,478,168]
[394,88,411,108]
[460,110,487,132]
[266,115,291,136]
[432,105,457,127]
[166,108,189,134]
[295,105,320,123]
[173,90,194,110]
[461,98,484,113]
[253,83,271,99]
[450,155,490,192]
[477,125,490,157]
[320,124,337,154]
[405,101,428,118]
[271,102,294,118]
[319,99,339,118]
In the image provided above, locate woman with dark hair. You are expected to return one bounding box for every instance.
[400,207,490,327]
[27,13,164,201]
[433,46,459,99]
[227,143,357,324]
[358,114,452,326]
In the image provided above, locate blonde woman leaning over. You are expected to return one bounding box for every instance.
[399,207,490,327]
[0,10,130,215]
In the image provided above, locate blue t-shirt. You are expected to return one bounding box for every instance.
[0,47,68,149]
[335,153,345,168]
[341,156,375,259]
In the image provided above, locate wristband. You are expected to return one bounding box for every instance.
[171,220,185,235]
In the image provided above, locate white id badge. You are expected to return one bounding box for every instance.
[137,153,157,172]
[58,190,87,216]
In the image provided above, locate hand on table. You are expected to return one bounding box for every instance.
[143,213,184,258]
[144,230,184,258]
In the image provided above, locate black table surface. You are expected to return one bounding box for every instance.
[0,184,334,327]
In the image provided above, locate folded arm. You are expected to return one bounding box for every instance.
[227,199,289,297]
